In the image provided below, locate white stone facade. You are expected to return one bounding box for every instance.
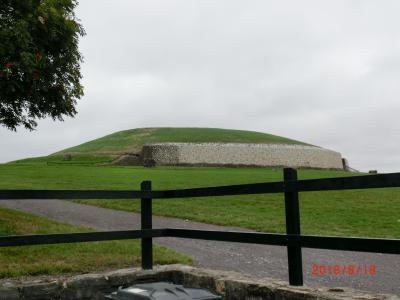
[142,143,344,169]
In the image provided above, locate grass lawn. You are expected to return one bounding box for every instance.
[0,207,192,278]
[0,162,399,239]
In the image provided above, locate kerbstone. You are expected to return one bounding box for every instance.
[0,286,20,300]
[0,265,397,300]
[19,281,60,300]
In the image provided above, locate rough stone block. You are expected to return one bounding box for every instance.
[19,281,60,300]
[0,286,20,300]
[0,265,398,300]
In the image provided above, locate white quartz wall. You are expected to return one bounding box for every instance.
[142,143,344,169]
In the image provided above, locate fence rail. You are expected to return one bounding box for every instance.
[0,168,399,286]
[3,172,400,200]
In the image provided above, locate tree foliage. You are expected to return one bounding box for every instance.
[0,0,85,130]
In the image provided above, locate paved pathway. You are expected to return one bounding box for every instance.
[0,199,398,295]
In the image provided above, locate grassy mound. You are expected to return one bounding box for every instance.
[55,127,309,156]
[8,127,309,165]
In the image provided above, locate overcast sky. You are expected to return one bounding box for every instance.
[1,0,399,172]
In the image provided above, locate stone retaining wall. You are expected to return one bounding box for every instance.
[1,265,397,300]
[142,143,344,169]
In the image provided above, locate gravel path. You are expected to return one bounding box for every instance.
[0,199,398,295]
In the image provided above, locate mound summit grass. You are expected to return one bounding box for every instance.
[55,127,309,156]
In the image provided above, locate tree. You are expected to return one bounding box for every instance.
[0,0,85,130]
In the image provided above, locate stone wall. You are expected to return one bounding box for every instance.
[1,265,397,300]
[142,143,344,169]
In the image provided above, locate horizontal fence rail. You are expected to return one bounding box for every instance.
[0,190,145,200]
[158,172,400,198]
[0,229,164,247]
[2,228,399,253]
[164,229,400,254]
[0,169,399,286]
[2,172,400,200]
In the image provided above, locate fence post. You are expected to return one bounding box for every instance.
[283,168,303,286]
[141,180,153,269]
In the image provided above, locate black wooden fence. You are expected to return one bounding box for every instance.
[1,168,400,286]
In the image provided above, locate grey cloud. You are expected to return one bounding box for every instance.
[1,0,400,172]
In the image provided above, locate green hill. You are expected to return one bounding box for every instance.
[56,127,309,156]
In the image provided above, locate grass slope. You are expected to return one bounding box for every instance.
[1,162,399,239]
[11,154,114,165]
[55,127,309,155]
[0,207,192,278]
